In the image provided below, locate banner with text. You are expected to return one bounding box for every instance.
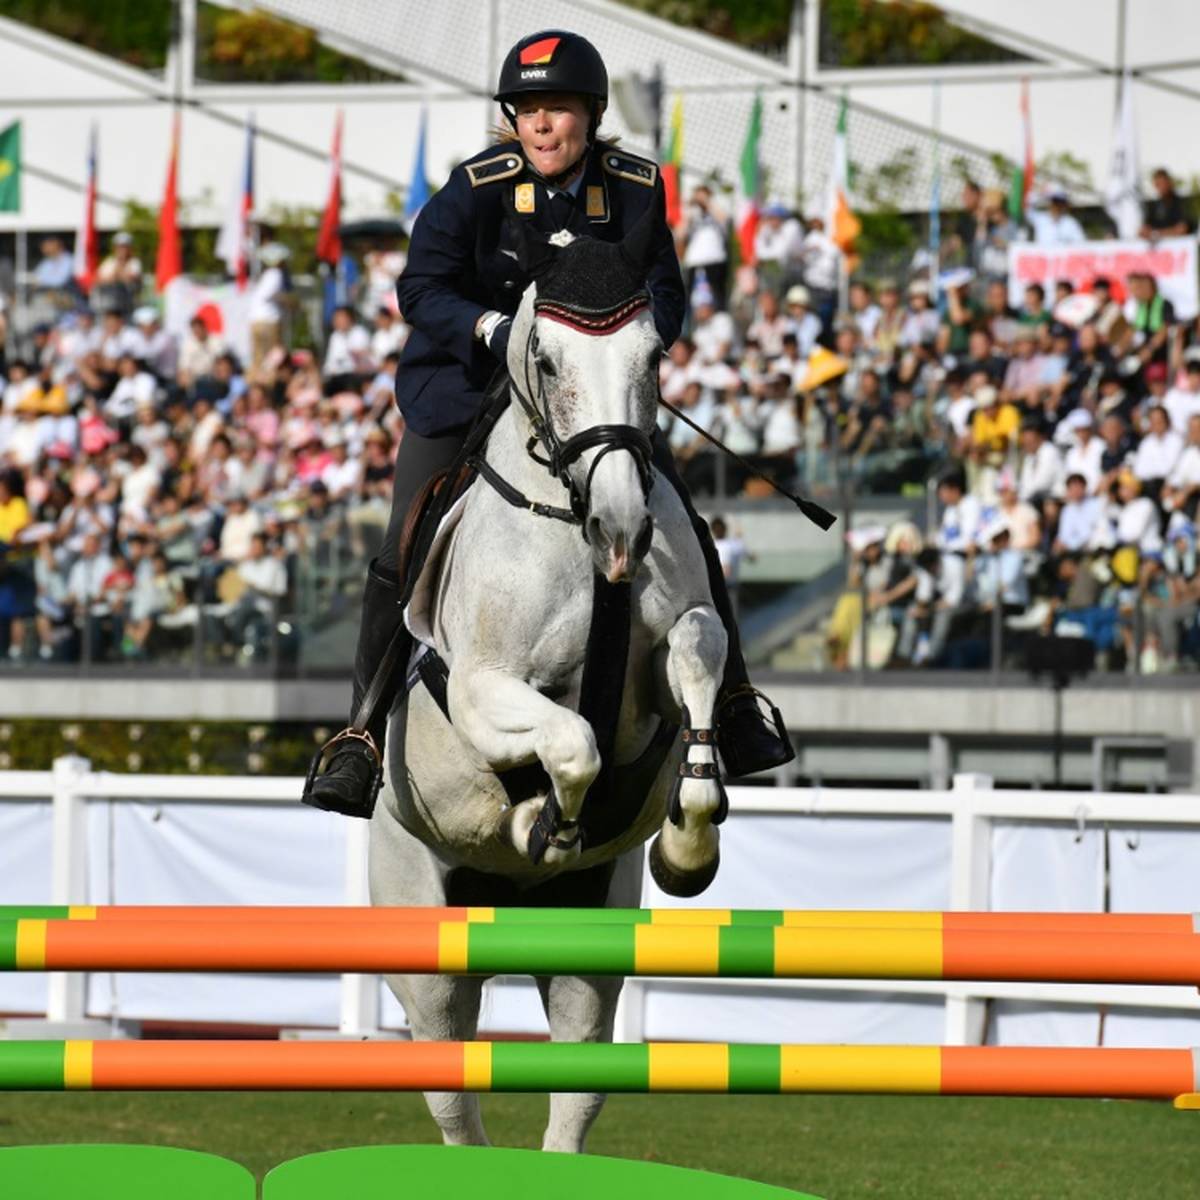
[1008,235,1199,319]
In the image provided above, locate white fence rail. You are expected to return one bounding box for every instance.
[1,760,1199,1045]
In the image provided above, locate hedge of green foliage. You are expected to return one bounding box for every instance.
[2,719,329,776]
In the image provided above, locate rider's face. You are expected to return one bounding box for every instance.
[514,92,590,178]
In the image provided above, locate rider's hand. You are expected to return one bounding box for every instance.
[476,311,512,363]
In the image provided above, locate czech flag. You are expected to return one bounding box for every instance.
[74,123,99,292]
[216,114,255,289]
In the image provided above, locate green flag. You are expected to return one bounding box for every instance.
[0,122,20,212]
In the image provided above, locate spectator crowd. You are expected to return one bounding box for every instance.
[1,165,1199,676]
[0,236,408,663]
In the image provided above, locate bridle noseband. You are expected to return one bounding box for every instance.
[477,291,657,537]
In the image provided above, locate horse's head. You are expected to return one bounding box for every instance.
[507,214,662,583]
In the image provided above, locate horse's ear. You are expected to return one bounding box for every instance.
[618,198,658,274]
[507,214,557,279]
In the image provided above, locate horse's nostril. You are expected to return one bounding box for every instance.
[585,515,604,547]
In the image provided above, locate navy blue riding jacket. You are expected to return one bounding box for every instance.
[394,139,686,438]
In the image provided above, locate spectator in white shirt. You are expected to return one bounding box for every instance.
[681,185,730,303]
[320,435,362,500]
[745,289,793,359]
[1132,405,1183,489]
[248,242,290,373]
[1029,191,1086,245]
[782,285,822,359]
[66,532,113,610]
[128,309,178,381]
[178,316,226,388]
[1163,414,1200,515]
[369,307,409,367]
[104,355,158,422]
[323,305,372,384]
[1054,473,1103,552]
[1114,470,1162,553]
[935,472,982,553]
[1164,352,1200,435]
[218,494,262,564]
[753,204,804,287]
[1061,411,1105,493]
[1017,419,1063,503]
[690,281,735,365]
[900,281,940,347]
[848,281,881,343]
[98,311,139,370]
[800,215,841,327]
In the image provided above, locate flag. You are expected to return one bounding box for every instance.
[661,95,683,228]
[404,107,430,231]
[315,110,343,264]
[1008,79,1034,223]
[824,96,861,256]
[74,123,99,291]
[736,92,763,265]
[1105,70,1141,239]
[155,112,183,291]
[216,114,255,288]
[0,121,20,213]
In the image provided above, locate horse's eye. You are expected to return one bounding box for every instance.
[537,354,557,378]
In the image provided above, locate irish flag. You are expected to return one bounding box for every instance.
[1008,79,1034,222]
[737,92,763,264]
[661,95,683,228]
[824,96,860,255]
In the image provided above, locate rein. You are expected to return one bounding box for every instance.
[473,293,657,537]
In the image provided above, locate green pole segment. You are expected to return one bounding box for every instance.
[465,923,638,976]
[0,1042,65,1090]
[490,1042,651,1092]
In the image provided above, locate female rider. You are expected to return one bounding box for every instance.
[304,29,793,817]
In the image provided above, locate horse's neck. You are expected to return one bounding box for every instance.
[484,400,573,510]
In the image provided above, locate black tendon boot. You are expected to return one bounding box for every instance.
[302,561,410,818]
[650,438,795,777]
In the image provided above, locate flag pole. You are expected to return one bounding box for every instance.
[929,80,941,303]
[16,226,26,317]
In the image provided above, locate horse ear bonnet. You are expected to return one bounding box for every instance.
[536,238,647,315]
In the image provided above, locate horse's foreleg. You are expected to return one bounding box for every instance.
[653,604,727,896]
[535,972,625,1153]
[388,972,489,1146]
[448,664,599,865]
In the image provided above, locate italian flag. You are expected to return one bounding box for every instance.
[1008,79,1034,222]
[661,95,683,228]
[737,92,763,265]
[824,96,860,255]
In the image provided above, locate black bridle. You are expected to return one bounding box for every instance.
[472,293,657,538]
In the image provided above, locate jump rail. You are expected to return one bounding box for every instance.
[6,918,1200,986]
[2,1040,1197,1101]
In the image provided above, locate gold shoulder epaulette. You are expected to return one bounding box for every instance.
[601,149,657,188]
[465,152,525,188]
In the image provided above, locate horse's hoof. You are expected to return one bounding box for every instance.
[648,834,719,897]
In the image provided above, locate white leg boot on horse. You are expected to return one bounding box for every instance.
[650,603,729,897]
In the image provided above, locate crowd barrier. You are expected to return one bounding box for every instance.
[1,904,1199,1105]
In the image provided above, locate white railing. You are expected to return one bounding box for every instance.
[2,762,1199,1044]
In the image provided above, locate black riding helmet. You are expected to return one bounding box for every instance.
[494,29,608,162]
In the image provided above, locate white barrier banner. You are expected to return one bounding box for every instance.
[1007,235,1199,319]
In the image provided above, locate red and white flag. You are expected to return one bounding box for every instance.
[155,112,183,292]
[315,110,343,265]
[216,114,255,288]
[74,123,99,291]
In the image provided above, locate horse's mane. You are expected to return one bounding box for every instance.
[536,238,646,316]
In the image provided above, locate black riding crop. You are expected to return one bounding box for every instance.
[657,396,837,531]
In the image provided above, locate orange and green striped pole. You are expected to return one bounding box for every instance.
[0,906,1194,934]
[4,918,1200,984]
[0,1040,1195,1099]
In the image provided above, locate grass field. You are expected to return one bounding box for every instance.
[1,1089,1196,1198]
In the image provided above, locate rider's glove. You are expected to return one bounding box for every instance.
[476,311,512,363]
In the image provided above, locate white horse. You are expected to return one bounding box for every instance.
[369,222,727,1152]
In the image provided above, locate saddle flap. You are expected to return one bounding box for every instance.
[404,488,470,650]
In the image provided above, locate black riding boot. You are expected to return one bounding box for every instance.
[302,560,410,818]
[651,438,795,778]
